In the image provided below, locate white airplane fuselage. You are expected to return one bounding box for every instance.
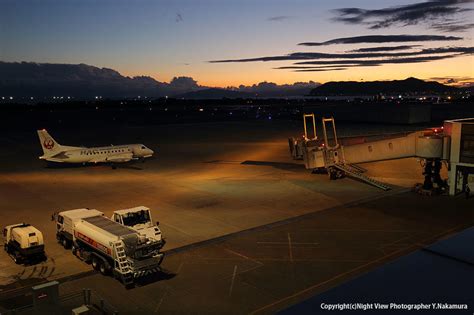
[41,144,154,164]
[37,130,154,164]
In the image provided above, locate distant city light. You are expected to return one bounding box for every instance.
[199,108,204,112]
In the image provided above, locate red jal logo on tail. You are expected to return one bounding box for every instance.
[43,139,54,150]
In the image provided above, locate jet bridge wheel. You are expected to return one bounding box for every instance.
[327,167,345,180]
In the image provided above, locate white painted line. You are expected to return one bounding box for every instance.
[229,265,238,297]
[257,241,319,246]
[176,262,184,273]
[224,248,264,266]
[154,292,166,314]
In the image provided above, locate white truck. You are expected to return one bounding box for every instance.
[111,206,165,247]
[53,208,164,286]
[3,223,46,264]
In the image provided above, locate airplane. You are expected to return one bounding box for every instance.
[37,129,154,168]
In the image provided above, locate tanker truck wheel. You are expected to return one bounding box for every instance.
[12,251,23,264]
[61,238,71,249]
[92,256,100,270]
[99,261,111,275]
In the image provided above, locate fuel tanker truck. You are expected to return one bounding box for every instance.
[53,208,164,286]
[3,223,46,264]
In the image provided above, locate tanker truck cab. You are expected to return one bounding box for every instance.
[3,223,46,264]
[112,206,165,249]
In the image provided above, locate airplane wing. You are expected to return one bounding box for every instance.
[105,152,134,163]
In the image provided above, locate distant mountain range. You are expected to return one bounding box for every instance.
[0,62,319,99]
[0,62,463,100]
[310,77,458,96]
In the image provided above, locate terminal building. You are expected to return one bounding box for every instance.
[444,118,474,195]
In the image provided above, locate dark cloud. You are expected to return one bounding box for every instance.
[332,0,474,30]
[293,68,349,72]
[169,76,199,90]
[267,15,293,22]
[227,81,320,97]
[293,54,464,66]
[209,46,473,63]
[267,54,466,73]
[429,75,474,86]
[275,64,381,69]
[432,21,474,32]
[298,34,462,46]
[348,45,421,52]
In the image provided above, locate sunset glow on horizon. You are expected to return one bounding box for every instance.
[2,0,473,87]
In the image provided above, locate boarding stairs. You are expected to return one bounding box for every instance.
[333,164,391,191]
[113,240,134,285]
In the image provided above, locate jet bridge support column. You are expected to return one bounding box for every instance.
[422,158,446,190]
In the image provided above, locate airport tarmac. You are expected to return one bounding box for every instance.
[0,120,442,290]
[52,192,474,314]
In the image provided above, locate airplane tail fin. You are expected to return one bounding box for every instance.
[37,129,62,157]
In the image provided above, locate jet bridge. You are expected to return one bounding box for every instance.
[289,115,474,196]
